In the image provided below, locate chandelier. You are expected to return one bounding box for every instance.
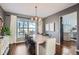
[31,6,40,21]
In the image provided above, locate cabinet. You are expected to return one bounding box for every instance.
[0,36,9,55]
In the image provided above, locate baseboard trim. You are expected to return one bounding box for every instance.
[9,41,25,45]
[15,41,25,43]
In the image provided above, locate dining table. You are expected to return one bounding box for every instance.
[32,34,50,55]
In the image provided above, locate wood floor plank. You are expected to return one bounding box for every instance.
[8,41,76,55]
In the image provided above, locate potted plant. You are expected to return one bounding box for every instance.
[1,26,11,36]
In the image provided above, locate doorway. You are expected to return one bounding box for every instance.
[60,12,77,55]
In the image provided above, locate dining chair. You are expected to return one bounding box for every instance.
[46,38,56,55]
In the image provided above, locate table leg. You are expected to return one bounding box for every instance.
[36,43,39,55]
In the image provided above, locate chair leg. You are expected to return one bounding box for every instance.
[28,45,36,55]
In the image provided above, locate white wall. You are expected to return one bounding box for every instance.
[10,15,17,44]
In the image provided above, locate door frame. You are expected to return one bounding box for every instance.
[60,17,64,45]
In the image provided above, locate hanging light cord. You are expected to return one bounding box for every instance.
[35,6,37,17]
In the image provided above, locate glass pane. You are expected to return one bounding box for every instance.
[24,29,28,34]
[16,19,28,39]
[19,21,24,28]
[29,21,36,35]
[24,22,28,29]
[29,22,36,28]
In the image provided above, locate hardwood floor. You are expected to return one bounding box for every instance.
[8,42,36,55]
[55,41,76,55]
[8,41,76,55]
[8,42,29,55]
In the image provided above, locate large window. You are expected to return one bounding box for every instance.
[16,19,28,38]
[16,18,36,39]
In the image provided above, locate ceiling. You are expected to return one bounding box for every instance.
[0,3,76,18]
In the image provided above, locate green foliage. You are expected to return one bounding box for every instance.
[1,26,11,36]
